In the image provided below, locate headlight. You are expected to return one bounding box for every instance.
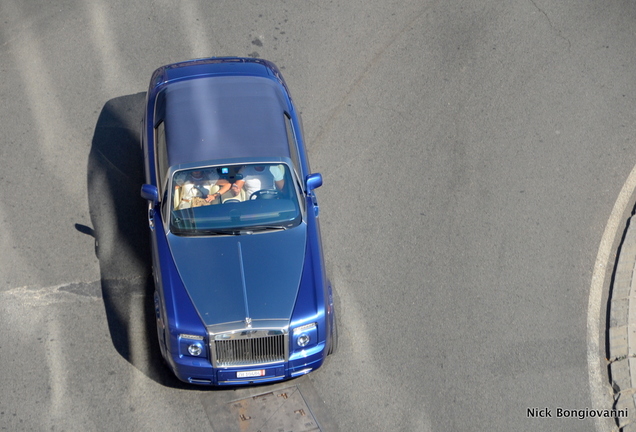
[293,323,317,348]
[180,334,204,340]
[297,334,311,347]
[179,334,206,357]
[187,343,203,356]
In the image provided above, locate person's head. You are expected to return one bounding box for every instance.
[191,170,203,179]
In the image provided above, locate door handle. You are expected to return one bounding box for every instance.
[310,193,319,216]
[148,202,155,230]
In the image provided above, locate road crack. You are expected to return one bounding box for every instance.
[528,0,572,50]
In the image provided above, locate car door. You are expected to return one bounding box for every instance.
[149,120,170,358]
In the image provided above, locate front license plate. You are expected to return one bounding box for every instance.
[237,370,266,378]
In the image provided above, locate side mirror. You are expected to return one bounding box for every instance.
[141,184,159,205]
[305,173,323,192]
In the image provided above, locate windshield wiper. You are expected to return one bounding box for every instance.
[247,225,288,232]
[200,229,244,236]
[172,228,240,236]
[207,226,287,235]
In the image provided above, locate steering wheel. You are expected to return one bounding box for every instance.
[250,189,281,200]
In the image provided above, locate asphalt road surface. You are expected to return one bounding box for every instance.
[1,1,636,431]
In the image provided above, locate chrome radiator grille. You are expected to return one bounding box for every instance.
[213,333,286,367]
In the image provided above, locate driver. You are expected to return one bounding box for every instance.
[230,164,285,199]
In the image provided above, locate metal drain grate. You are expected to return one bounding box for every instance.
[227,386,320,432]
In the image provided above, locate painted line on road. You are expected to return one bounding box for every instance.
[588,162,636,432]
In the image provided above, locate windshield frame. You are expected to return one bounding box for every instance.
[165,159,304,236]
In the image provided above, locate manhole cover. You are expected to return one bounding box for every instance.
[227,386,320,432]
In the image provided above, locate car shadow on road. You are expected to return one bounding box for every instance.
[86,93,192,389]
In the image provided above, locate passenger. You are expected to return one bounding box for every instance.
[174,169,231,209]
[229,164,285,199]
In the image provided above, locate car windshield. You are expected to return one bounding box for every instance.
[169,163,301,235]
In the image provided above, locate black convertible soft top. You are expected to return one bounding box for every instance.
[159,75,292,167]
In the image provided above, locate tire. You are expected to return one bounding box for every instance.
[328,307,338,355]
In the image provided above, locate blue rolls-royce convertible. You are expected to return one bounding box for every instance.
[140,57,336,385]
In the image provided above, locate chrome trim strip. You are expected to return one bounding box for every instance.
[291,368,312,377]
[188,378,212,384]
[207,319,289,335]
[213,329,285,341]
[236,241,250,321]
[218,375,285,384]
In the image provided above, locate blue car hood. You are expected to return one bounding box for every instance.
[166,226,306,327]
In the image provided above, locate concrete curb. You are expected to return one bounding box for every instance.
[609,214,636,430]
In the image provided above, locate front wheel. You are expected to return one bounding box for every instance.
[328,307,338,356]
[154,292,168,361]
